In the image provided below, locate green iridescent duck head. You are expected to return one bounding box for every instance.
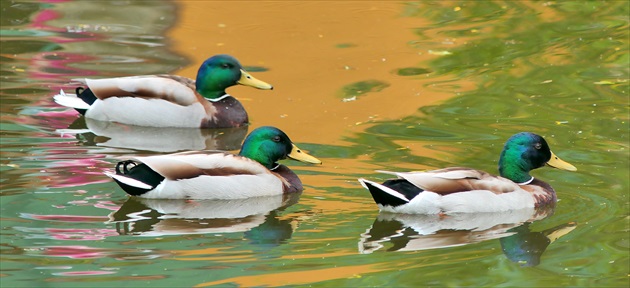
[498,132,576,184]
[195,54,273,99]
[239,126,322,169]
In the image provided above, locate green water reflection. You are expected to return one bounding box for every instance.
[1,1,628,287]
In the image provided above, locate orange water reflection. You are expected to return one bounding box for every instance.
[168,1,474,147]
[195,263,379,287]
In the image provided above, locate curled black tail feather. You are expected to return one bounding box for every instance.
[116,160,138,175]
[112,160,164,196]
[74,87,96,115]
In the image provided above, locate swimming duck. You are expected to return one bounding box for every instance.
[53,54,273,128]
[105,126,321,199]
[358,132,577,214]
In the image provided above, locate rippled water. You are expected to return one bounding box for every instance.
[1,1,628,287]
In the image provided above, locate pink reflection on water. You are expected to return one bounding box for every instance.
[40,0,70,3]
[46,228,118,241]
[28,1,102,44]
[69,198,121,211]
[53,270,116,276]
[21,213,109,222]
[28,52,99,81]
[30,8,61,30]
[9,1,103,101]
[33,109,78,119]
[10,0,104,110]
[36,245,169,261]
[36,155,112,188]
[93,201,120,211]
[43,245,108,259]
[5,106,79,131]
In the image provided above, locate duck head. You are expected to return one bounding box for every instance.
[498,132,576,184]
[196,54,273,99]
[239,126,321,169]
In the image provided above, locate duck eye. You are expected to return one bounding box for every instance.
[534,143,542,150]
[221,63,230,69]
[272,136,281,142]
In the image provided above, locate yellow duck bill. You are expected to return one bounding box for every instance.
[547,151,577,171]
[288,144,322,164]
[238,69,273,90]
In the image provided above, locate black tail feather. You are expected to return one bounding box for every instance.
[74,87,96,115]
[364,180,408,207]
[113,160,164,196]
[364,179,424,207]
[382,179,423,201]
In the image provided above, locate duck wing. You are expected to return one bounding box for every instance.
[76,75,203,107]
[379,167,521,195]
[133,151,273,181]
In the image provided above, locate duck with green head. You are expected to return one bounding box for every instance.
[53,54,272,128]
[106,126,322,199]
[358,132,577,214]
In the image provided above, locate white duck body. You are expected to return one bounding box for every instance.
[87,76,200,122]
[106,151,294,200]
[54,76,247,128]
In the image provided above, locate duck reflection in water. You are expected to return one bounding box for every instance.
[58,116,248,153]
[108,193,302,246]
[499,221,576,266]
[359,207,576,267]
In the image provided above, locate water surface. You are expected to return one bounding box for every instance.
[1,1,628,287]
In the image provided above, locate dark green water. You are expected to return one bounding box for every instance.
[1,1,628,287]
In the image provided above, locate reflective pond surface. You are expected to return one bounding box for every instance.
[1,1,628,287]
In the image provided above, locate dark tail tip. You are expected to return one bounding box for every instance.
[74,87,96,115]
[362,180,409,207]
[112,161,165,196]
[111,178,151,196]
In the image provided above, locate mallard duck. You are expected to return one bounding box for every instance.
[105,126,321,199]
[53,54,273,128]
[358,132,577,214]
